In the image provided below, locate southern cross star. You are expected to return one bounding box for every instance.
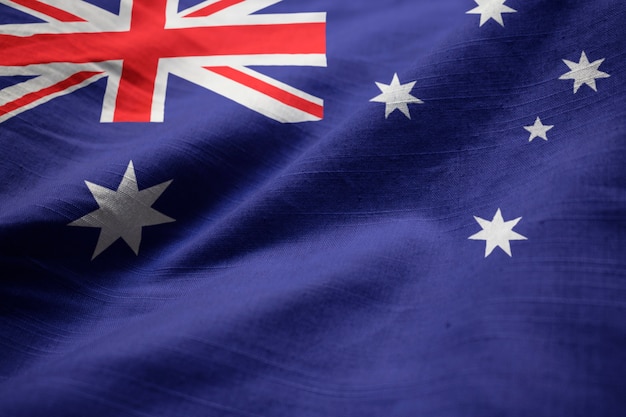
[466,0,517,27]
[469,208,527,257]
[559,51,610,93]
[524,117,554,142]
[69,161,175,260]
[370,73,423,119]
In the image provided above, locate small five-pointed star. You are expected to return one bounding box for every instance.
[469,208,527,257]
[370,73,423,119]
[559,51,610,93]
[69,161,175,260]
[466,0,516,27]
[524,117,554,142]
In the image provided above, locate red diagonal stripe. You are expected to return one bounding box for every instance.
[184,0,246,18]
[9,0,85,22]
[0,71,101,117]
[206,66,323,119]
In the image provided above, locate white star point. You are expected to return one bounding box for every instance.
[370,73,423,119]
[524,117,554,142]
[466,0,517,27]
[469,208,527,258]
[559,51,610,93]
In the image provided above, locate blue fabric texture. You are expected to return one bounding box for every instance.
[0,1,625,416]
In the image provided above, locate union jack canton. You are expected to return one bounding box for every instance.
[0,0,327,124]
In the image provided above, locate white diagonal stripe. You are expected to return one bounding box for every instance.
[0,0,57,23]
[165,63,320,123]
[0,73,105,123]
[37,0,118,22]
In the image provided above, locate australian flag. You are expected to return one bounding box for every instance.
[0,0,625,416]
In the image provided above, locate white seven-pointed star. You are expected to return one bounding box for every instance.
[370,73,423,119]
[524,117,554,142]
[559,51,610,93]
[69,161,175,260]
[466,0,517,27]
[469,208,527,257]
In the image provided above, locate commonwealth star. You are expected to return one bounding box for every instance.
[69,161,175,260]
